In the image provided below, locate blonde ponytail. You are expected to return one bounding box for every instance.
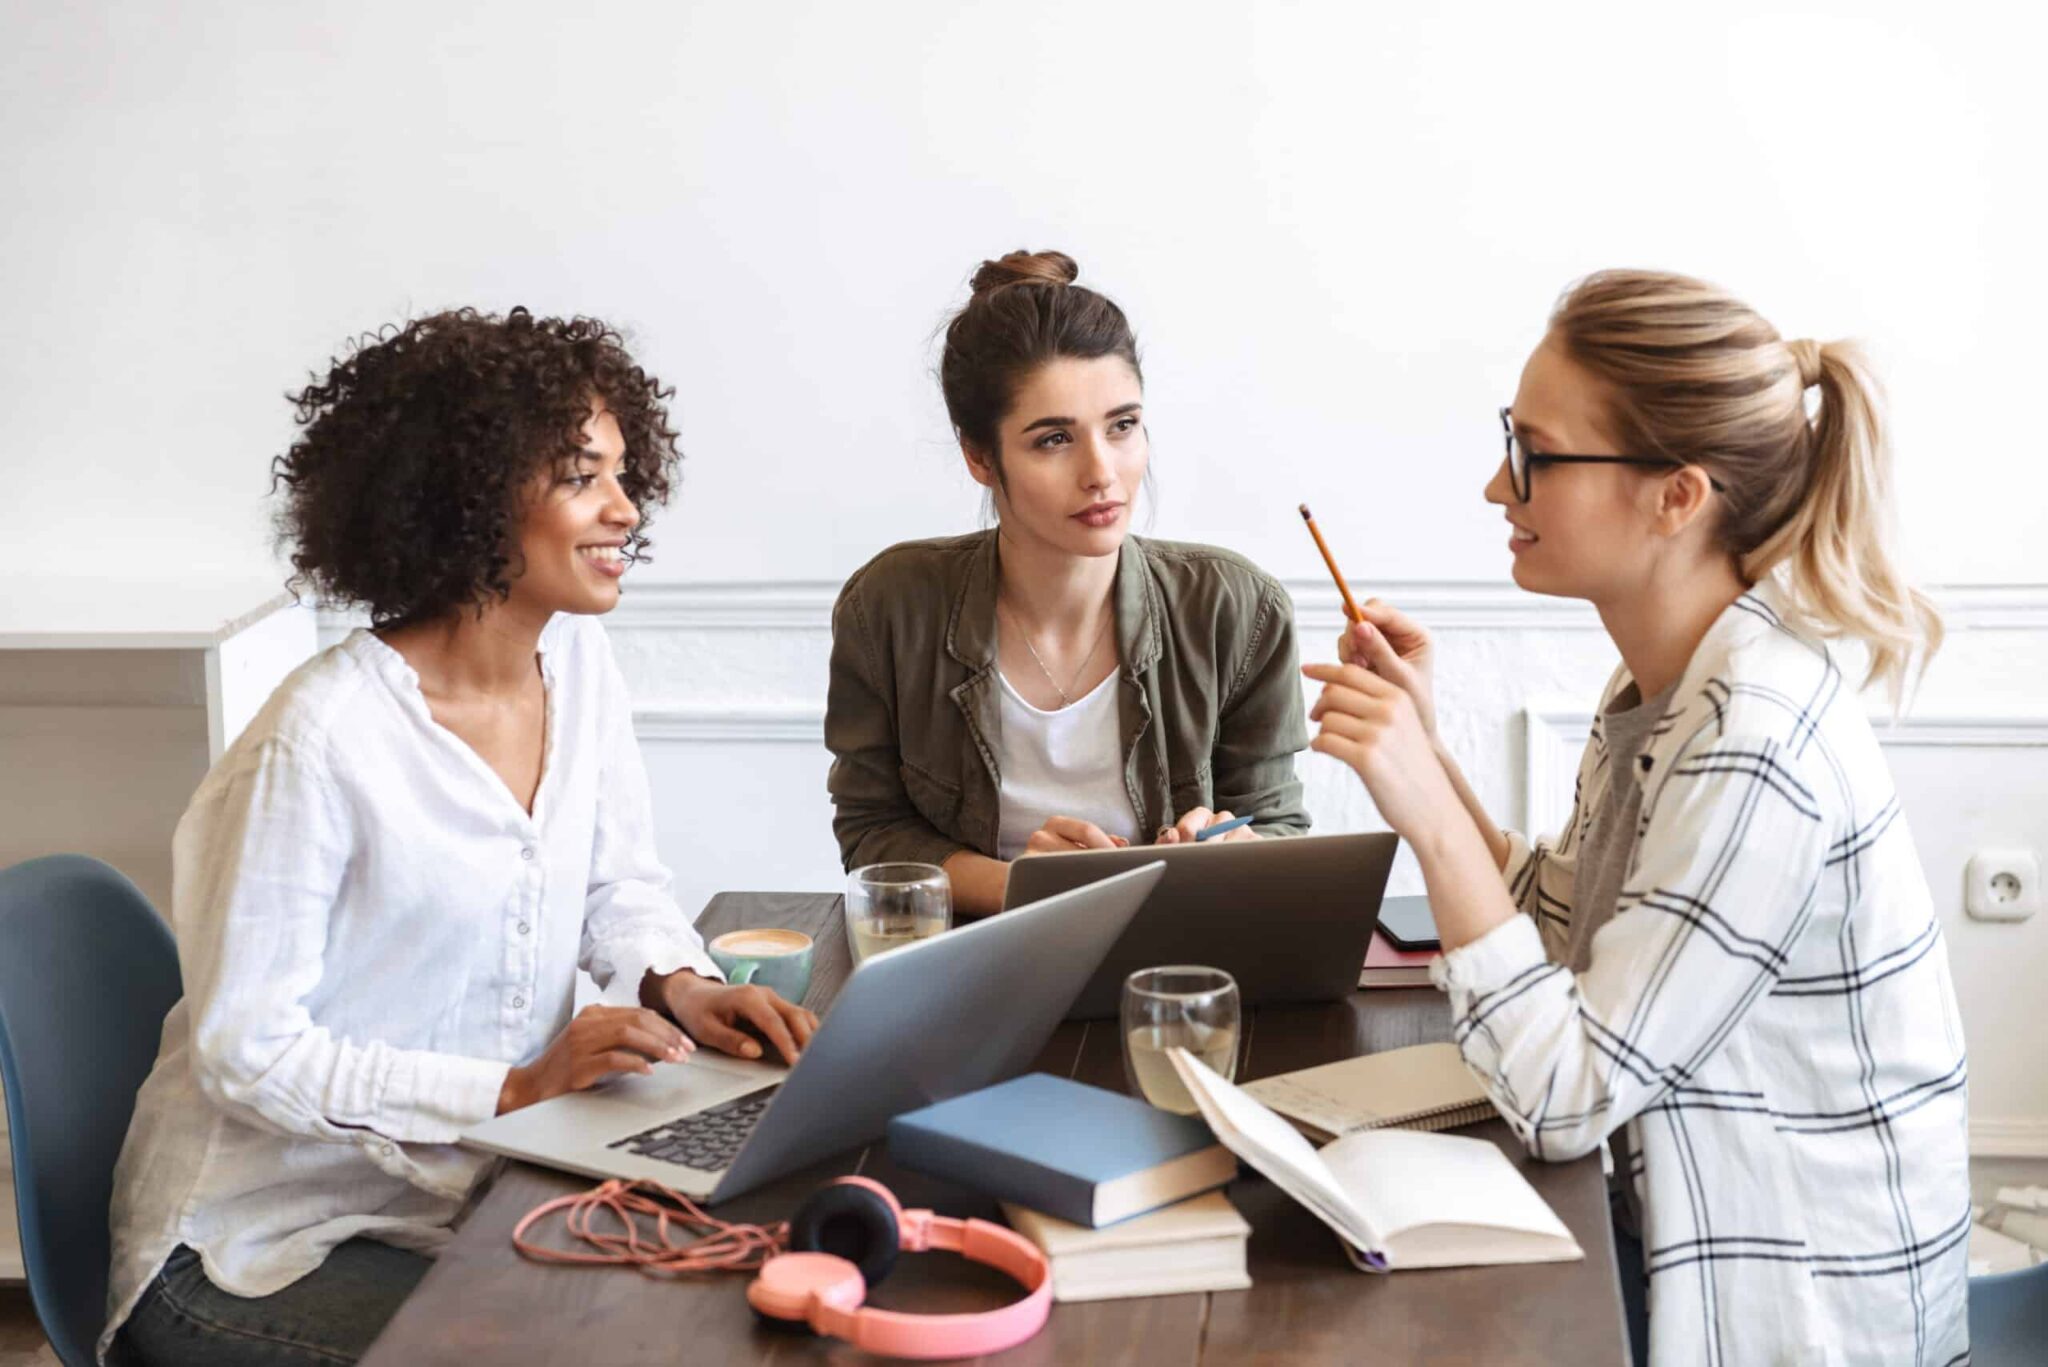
[1738,338,1942,700]
[1550,271,1942,702]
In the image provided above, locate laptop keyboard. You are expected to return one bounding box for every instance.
[607,1088,777,1172]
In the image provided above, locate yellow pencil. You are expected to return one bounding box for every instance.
[1298,504,1363,625]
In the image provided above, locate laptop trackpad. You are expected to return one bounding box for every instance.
[596,1052,786,1114]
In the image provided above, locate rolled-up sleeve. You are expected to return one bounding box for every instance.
[178,742,512,1149]
[1212,580,1311,835]
[1434,731,1829,1161]
[580,638,722,1002]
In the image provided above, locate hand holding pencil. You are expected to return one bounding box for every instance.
[1297,502,1441,741]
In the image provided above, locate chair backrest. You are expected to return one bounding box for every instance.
[0,855,182,1367]
[1971,1260,2048,1366]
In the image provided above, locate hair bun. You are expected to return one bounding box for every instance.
[969,250,1080,296]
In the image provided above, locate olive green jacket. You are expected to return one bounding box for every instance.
[825,530,1311,871]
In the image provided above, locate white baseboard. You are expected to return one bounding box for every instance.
[1973,1119,2048,1158]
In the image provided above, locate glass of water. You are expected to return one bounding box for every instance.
[1122,965,1240,1115]
[845,863,952,966]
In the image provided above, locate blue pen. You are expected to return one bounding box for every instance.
[1194,813,1255,842]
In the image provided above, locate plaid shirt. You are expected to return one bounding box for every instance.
[1434,585,1971,1366]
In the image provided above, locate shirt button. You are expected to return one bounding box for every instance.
[518,921,531,936]
[512,995,527,1009]
[520,846,535,861]
[379,1140,395,1157]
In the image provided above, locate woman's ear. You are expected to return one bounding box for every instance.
[1654,465,1719,539]
[961,441,1000,491]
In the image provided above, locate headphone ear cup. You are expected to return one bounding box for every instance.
[788,1182,901,1288]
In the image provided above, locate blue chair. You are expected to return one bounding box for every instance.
[0,855,181,1367]
[1972,1259,2048,1365]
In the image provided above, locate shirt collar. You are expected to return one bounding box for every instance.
[346,613,568,698]
[945,531,1162,677]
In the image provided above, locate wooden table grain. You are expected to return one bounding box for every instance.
[362,893,1627,1366]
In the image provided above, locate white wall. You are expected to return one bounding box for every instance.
[8,1,2048,1149]
[2,0,2043,586]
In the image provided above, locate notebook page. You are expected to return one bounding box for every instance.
[1168,1049,1387,1264]
[1316,1128,1576,1246]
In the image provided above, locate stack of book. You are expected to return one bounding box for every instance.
[888,1072,1251,1300]
[1359,932,1438,987]
[1360,894,1441,987]
[1000,1193,1250,1301]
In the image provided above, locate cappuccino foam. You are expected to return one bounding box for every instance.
[712,928,811,957]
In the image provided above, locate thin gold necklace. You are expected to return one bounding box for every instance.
[1000,601,1113,708]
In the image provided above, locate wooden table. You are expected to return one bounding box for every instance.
[363,894,1627,1365]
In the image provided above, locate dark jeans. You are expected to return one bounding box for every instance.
[112,1240,429,1367]
[1612,1189,1651,1367]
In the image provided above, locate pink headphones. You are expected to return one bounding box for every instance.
[747,1175,1053,1359]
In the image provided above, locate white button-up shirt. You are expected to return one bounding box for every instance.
[101,614,718,1361]
[1434,585,1971,1366]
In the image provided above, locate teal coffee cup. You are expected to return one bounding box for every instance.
[707,928,814,1005]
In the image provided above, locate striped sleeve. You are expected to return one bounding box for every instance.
[1499,743,1591,965]
[1501,829,1576,966]
[1436,729,1830,1161]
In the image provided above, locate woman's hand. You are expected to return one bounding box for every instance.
[496,1004,694,1114]
[1302,660,1464,842]
[1338,599,1439,741]
[661,971,818,1066]
[1154,807,1261,845]
[1019,815,1130,856]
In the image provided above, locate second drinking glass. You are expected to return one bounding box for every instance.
[844,862,952,966]
[1121,965,1240,1115]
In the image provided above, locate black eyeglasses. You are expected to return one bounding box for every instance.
[1500,406,1724,504]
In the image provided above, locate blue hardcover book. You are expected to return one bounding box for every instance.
[886,1073,1238,1228]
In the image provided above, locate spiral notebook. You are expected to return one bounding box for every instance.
[1240,1042,1495,1141]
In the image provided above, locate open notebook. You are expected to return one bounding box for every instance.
[1241,1041,1496,1140]
[1168,1049,1583,1272]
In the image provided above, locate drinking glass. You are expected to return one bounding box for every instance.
[844,862,952,966]
[1121,965,1240,1115]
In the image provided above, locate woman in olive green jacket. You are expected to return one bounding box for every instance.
[825,250,1310,916]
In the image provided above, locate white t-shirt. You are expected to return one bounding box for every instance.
[994,670,1141,859]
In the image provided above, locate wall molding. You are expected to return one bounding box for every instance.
[634,705,825,743]
[1521,701,1599,836]
[1521,703,2048,844]
[316,580,2048,642]
[1971,1119,2048,1159]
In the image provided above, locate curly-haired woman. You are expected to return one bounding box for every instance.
[101,308,816,1366]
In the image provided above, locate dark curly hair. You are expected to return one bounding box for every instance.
[272,306,681,626]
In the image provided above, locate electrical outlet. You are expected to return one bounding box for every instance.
[1965,851,2041,922]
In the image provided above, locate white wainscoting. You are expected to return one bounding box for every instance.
[317,578,2048,1152]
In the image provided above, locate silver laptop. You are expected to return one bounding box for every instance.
[461,861,1166,1203]
[1001,832,1398,1019]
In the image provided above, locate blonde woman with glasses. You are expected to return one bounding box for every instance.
[1306,272,1968,1365]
